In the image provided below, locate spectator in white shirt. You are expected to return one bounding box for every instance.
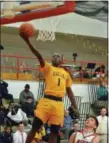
[96,107,108,143]
[13,122,27,143]
[7,103,28,126]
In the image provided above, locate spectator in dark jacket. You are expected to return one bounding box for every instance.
[0,126,13,143]
[19,84,35,117]
[0,80,14,103]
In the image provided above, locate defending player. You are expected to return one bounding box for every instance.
[69,116,100,143]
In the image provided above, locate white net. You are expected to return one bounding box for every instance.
[37,31,56,42]
[36,17,59,42]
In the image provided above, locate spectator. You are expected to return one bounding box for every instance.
[19,84,35,117]
[0,106,11,126]
[69,116,100,143]
[96,107,108,143]
[73,67,81,78]
[20,61,30,74]
[7,103,28,126]
[31,125,46,143]
[93,65,105,78]
[68,121,79,139]
[60,110,73,139]
[43,123,61,143]
[0,80,14,103]
[0,126,13,143]
[13,122,27,143]
[83,69,89,78]
[97,81,108,101]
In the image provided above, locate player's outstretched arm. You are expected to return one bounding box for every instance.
[20,35,45,67]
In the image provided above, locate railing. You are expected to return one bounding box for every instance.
[88,80,100,104]
[1,54,106,82]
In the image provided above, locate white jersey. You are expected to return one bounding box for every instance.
[74,130,97,143]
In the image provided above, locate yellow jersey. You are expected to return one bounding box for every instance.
[40,62,73,97]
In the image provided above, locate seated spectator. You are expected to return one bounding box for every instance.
[69,116,100,143]
[0,126,13,143]
[20,61,30,74]
[19,84,35,117]
[96,107,108,143]
[97,81,108,101]
[31,125,46,143]
[60,110,73,139]
[93,65,105,78]
[7,103,28,126]
[13,122,27,143]
[0,106,11,126]
[68,121,79,139]
[0,80,14,103]
[73,67,81,78]
[83,69,89,78]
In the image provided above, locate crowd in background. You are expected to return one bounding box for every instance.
[0,80,108,143]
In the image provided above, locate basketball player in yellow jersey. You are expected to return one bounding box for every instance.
[20,35,78,143]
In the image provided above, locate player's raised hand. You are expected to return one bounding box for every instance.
[70,105,80,118]
[19,23,35,42]
[20,33,29,43]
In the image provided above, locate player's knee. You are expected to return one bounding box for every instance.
[32,116,43,131]
[50,125,60,134]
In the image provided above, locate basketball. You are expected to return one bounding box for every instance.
[19,23,35,38]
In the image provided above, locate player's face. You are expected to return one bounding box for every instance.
[52,53,62,66]
[85,117,97,129]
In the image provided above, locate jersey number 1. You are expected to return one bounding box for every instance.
[58,78,60,86]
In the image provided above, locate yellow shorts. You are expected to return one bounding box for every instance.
[34,98,64,127]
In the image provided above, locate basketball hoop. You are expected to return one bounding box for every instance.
[36,17,59,42]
